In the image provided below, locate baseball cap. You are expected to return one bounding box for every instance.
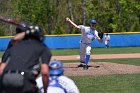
[90,20,96,24]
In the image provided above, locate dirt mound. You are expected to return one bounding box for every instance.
[63,62,140,76]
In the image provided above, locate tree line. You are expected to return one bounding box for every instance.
[0,0,139,36]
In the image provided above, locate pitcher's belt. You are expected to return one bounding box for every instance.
[81,41,91,44]
[81,42,91,45]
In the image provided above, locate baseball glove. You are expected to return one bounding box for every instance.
[98,30,104,39]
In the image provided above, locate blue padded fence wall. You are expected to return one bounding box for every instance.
[0,33,140,51]
[0,38,11,51]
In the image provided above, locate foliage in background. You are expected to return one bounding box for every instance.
[0,0,139,35]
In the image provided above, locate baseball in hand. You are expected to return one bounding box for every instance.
[66,17,70,21]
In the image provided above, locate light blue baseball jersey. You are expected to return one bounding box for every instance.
[79,25,99,44]
[36,76,79,93]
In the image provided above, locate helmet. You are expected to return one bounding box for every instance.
[90,20,96,24]
[34,25,42,34]
[16,23,28,34]
[49,60,64,76]
[32,25,44,39]
[23,25,44,41]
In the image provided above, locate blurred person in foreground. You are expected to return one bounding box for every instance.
[36,60,80,93]
[0,25,52,93]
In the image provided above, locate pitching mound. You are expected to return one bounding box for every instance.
[63,62,140,76]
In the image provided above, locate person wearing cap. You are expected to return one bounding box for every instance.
[104,33,110,48]
[0,25,52,93]
[1,24,44,63]
[66,17,102,70]
[5,23,28,50]
[0,24,27,93]
[36,60,80,93]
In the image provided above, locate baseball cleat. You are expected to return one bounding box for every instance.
[77,61,85,67]
[83,64,88,70]
[77,63,84,67]
[80,61,85,64]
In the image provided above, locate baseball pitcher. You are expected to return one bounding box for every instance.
[66,17,103,70]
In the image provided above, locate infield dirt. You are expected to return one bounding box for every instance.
[52,53,140,76]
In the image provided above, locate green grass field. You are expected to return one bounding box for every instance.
[51,47,140,66]
[61,58,140,66]
[1,47,140,56]
[1,47,140,93]
[51,47,140,56]
[51,47,140,93]
[72,74,140,93]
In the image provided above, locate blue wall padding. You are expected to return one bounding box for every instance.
[44,36,81,49]
[0,38,11,51]
[0,33,140,50]
[109,34,140,47]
